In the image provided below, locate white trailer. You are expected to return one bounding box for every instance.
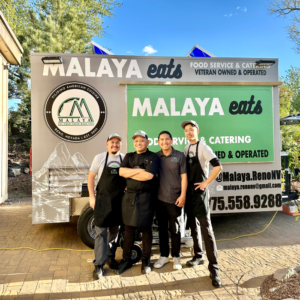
[30,54,282,254]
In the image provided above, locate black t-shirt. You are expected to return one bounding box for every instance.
[120,149,159,192]
[157,148,187,204]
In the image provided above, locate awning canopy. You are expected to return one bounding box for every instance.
[186,44,215,58]
[91,41,114,55]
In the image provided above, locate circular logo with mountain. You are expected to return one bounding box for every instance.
[44,82,106,142]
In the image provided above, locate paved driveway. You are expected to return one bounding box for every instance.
[0,199,299,300]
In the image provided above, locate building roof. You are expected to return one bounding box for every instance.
[0,10,23,64]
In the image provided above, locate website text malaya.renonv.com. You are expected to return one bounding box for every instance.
[210,170,282,212]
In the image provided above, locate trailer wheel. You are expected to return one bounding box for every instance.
[77,206,95,249]
[131,244,142,264]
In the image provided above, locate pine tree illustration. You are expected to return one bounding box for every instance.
[37,197,42,206]
[61,210,66,222]
[35,211,40,222]
[32,198,37,208]
[54,213,60,222]
[40,208,46,220]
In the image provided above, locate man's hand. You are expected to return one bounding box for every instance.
[194,181,208,191]
[175,195,186,207]
[90,197,96,210]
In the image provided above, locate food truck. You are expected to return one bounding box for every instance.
[30,54,282,257]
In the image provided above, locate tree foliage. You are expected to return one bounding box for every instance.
[269,0,300,52]
[280,67,300,172]
[283,66,300,111]
[26,0,120,53]
[1,0,31,138]
[0,0,29,36]
[0,0,121,139]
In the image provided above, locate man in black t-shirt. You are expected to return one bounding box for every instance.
[154,131,187,270]
[113,130,159,275]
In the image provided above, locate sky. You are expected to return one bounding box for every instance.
[94,0,299,76]
[9,0,300,109]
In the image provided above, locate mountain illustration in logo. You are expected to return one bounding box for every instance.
[32,142,90,224]
[57,97,94,126]
[109,163,120,168]
[45,82,106,142]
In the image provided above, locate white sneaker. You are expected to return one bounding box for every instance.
[173,257,182,270]
[154,256,170,269]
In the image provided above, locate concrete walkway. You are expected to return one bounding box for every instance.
[0,199,299,300]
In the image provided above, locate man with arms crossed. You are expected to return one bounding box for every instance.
[114,130,159,275]
[88,133,126,280]
[182,120,223,288]
[154,131,187,270]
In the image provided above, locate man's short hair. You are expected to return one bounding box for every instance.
[158,131,172,139]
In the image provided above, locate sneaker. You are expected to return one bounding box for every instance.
[186,256,205,267]
[173,257,182,270]
[113,259,132,275]
[141,258,151,274]
[154,256,170,269]
[106,258,118,270]
[93,265,104,280]
[210,272,222,288]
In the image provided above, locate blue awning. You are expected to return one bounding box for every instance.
[186,44,215,58]
[91,41,114,55]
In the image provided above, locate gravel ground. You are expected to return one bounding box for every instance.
[260,273,300,300]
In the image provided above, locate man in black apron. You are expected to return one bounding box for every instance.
[113,130,159,275]
[181,120,223,288]
[154,131,187,270]
[88,133,126,280]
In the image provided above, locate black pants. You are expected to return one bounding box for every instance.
[123,225,152,260]
[156,200,182,258]
[187,212,219,274]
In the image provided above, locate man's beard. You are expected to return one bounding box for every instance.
[111,151,118,155]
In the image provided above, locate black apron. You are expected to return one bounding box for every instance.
[185,142,210,218]
[122,153,154,228]
[94,153,126,227]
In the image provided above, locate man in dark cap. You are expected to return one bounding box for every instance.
[88,133,126,280]
[114,130,159,275]
[181,120,223,288]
